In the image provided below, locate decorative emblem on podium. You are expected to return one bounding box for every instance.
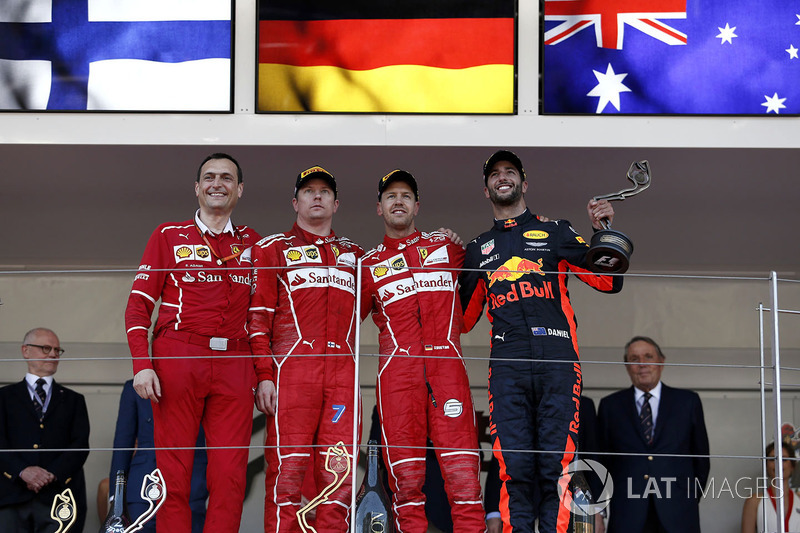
[297,442,352,533]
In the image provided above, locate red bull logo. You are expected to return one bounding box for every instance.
[569,362,582,435]
[486,257,545,287]
[488,280,554,310]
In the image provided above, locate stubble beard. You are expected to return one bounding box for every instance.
[488,182,524,207]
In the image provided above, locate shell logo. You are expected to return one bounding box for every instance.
[287,250,302,262]
[523,230,549,239]
[374,266,389,277]
[196,247,210,258]
[176,246,193,258]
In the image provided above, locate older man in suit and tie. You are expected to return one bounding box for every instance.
[0,327,90,533]
[597,336,710,533]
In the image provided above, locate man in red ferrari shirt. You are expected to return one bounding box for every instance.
[361,170,485,533]
[125,153,261,533]
[249,166,363,532]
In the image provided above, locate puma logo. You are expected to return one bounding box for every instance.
[302,339,315,349]
[179,232,190,239]
[398,347,410,355]
[493,332,506,342]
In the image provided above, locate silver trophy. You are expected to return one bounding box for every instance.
[586,161,652,274]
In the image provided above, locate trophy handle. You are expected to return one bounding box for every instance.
[297,442,352,533]
[124,468,167,533]
[51,488,77,533]
[593,160,652,228]
[586,161,650,273]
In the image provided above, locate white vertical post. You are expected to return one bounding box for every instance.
[770,272,785,533]
[350,257,363,532]
[757,303,769,529]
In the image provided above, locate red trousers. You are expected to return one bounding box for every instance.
[151,334,255,533]
[264,354,361,533]
[377,350,485,533]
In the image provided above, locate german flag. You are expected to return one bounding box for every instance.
[257,0,515,113]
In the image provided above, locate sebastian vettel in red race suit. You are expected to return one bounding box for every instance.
[361,170,485,533]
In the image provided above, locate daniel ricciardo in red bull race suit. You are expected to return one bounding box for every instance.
[459,150,623,533]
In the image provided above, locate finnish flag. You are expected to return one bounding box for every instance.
[0,0,232,111]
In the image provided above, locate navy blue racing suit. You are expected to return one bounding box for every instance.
[459,209,622,533]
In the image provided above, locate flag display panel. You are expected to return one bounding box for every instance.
[0,0,233,112]
[257,0,516,114]
[542,0,800,115]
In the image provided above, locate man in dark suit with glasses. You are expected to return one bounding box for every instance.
[0,327,90,532]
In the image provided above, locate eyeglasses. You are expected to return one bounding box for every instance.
[24,344,65,356]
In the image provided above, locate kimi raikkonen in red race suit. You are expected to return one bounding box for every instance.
[361,230,485,533]
[125,213,260,533]
[249,224,364,532]
[459,210,622,533]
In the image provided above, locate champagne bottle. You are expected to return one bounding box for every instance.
[571,470,594,533]
[355,440,394,533]
[99,470,132,533]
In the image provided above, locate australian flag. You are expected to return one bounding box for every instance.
[542,0,800,115]
[0,0,232,111]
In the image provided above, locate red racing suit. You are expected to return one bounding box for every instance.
[361,231,484,533]
[124,212,260,533]
[248,223,364,533]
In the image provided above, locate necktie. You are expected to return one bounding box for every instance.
[640,391,654,445]
[33,378,46,420]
